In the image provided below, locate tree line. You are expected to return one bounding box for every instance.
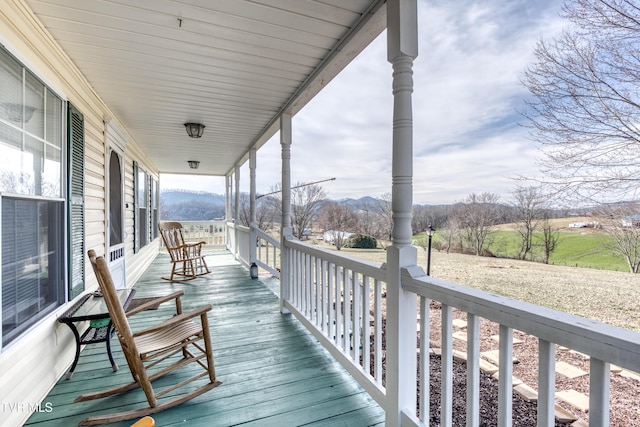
[232,183,639,273]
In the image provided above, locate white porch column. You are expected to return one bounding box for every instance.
[280,112,292,313]
[385,0,419,425]
[225,174,230,219]
[225,173,232,249]
[234,165,240,257]
[249,148,257,266]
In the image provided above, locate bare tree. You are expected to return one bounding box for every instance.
[458,192,501,256]
[238,193,276,231]
[318,202,358,250]
[238,193,251,226]
[512,186,546,260]
[263,183,327,239]
[374,192,393,242]
[290,183,327,240]
[412,204,450,235]
[593,204,640,273]
[355,199,377,237]
[539,212,560,264]
[522,0,640,202]
[442,212,463,254]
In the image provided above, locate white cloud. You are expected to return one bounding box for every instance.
[164,0,566,204]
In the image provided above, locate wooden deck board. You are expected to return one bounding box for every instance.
[25,251,384,426]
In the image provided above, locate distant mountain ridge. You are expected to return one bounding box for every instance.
[161,189,225,204]
[159,190,386,221]
[160,190,226,220]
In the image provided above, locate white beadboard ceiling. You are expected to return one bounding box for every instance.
[23,0,386,176]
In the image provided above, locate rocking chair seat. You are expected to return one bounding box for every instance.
[134,310,206,355]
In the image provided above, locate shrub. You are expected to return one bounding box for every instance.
[344,234,377,249]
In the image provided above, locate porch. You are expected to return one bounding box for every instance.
[24,250,384,427]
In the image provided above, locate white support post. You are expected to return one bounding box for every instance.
[234,165,240,257]
[498,325,513,427]
[538,339,556,427]
[419,296,430,423]
[249,148,257,267]
[225,174,231,249]
[280,112,292,313]
[441,305,453,427]
[467,314,480,427]
[589,358,610,426]
[385,0,418,425]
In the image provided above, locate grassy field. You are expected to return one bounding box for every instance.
[489,230,629,271]
[414,216,631,272]
[326,244,640,332]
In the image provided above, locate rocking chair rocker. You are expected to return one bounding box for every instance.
[76,250,221,426]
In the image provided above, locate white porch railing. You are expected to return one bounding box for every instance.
[234,228,640,426]
[282,237,387,406]
[226,223,281,278]
[255,228,280,278]
[168,220,227,246]
[401,266,640,426]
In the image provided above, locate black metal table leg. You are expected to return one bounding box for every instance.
[105,323,118,372]
[66,322,82,380]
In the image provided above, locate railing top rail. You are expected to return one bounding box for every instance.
[171,220,226,224]
[255,228,280,247]
[235,224,250,232]
[285,236,386,281]
[402,265,640,373]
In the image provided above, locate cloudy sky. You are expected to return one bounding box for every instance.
[162,0,566,205]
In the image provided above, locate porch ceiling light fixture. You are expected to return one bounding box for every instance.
[184,122,205,138]
[188,160,200,169]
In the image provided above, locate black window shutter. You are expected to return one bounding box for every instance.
[133,161,139,253]
[68,103,85,300]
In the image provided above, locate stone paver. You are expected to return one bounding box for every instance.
[556,361,587,379]
[620,369,640,381]
[610,364,623,373]
[571,419,589,427]
[452,331,467,342]
[491,372,524,387]
[490,334,523,344]
[478,359,499,375]
[452,318,467,328]
[481,349,519,366]
[513,383,537,401]
[555,405,578,424]
[556,389,589,412]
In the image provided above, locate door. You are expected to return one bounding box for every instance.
[107,149,126,289]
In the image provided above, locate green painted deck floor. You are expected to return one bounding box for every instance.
[25,251,384,427]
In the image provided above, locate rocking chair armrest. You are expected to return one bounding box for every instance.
[182,242,206,258]
[133,304,212,337]
[126,291,185,317]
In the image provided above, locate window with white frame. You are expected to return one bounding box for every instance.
[134,162,157,252]
[0,47,67,345]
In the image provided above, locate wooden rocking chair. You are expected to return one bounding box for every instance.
[76,250,221,426]
[158,221,210,282]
